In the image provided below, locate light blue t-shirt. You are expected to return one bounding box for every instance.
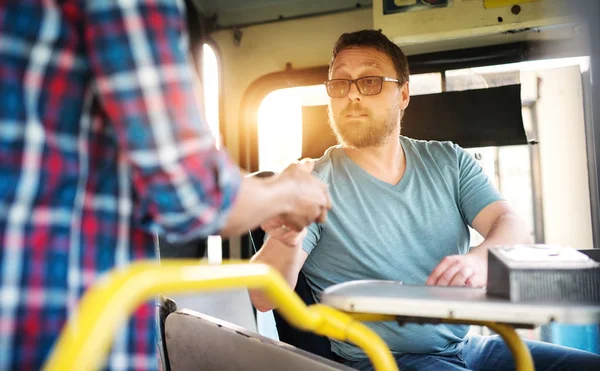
[302,136,502,361]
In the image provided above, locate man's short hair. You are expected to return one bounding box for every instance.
[329,29,410,83]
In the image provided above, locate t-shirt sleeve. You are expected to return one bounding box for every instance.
[302,222,321,254]
[456,144,503,226]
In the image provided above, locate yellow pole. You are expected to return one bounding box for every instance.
[482,321,535,371]
[439,319,535,371]
[345,315,534,371]
[310,305,398,371]
[43,260,397,371]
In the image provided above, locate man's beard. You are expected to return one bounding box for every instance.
[328,103,401,149]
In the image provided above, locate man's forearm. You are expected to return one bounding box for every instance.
[470,213,533,260]
[219,176,289,237]
[249,237,307,312]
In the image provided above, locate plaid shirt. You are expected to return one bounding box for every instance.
[0,1,240,370]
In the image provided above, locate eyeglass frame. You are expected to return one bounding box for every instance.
[323,76,404,98]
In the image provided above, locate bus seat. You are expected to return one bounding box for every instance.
[157,236,259,332]
[243,167,336,360]
[168,289,258,332]
[156,296,176,371]
[273,270,336,360]
[164,308,353,371]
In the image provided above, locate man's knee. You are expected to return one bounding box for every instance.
[526,339,600,370]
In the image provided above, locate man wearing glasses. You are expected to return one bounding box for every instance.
[250,30,600,370]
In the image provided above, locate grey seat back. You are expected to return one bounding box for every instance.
[165,309,353,371]
[157,235,258,332]
[169,290,258,332]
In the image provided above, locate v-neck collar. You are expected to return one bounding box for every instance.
[339,136,413,191]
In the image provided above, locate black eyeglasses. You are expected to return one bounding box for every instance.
[324,76,402,98]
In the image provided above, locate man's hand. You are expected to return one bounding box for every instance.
[261,217,307,248]
[272,160,331,231]
[426,253,487,288]
[426,202,531,289]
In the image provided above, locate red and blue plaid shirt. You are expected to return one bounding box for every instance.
[0,1,240,369]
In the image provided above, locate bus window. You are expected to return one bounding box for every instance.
[410,72,443,95]
[202,43,221,148]
[257,84,328,172]
[256,72,446,172]
[445,57,592,251]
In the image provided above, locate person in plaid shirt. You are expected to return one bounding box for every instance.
[0,1,331,370]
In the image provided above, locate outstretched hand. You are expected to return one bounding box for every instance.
[426,254,487,288]
[273,159,331,231]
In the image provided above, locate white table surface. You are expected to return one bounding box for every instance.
[321,280,600,325]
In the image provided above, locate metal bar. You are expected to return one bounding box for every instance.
[212,5,372,31]
[43,261,397,371]
[581,69,600,249]
[311,305,398,371]
[431,319,534,371]
[527,103,546,244]
[479,321,535,371]
[437,319,534,370]
[346,315,535,371]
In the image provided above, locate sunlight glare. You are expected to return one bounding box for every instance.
[257,84,327,172]
[203,44,220,149]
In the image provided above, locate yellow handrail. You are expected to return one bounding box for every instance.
[348,314,534,371]
[43,260,398,371]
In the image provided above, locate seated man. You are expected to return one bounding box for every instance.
[250,30,600,370]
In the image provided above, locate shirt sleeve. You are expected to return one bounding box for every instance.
[84,0,240,242]
[302,222,321,255]
[455,144,503,226]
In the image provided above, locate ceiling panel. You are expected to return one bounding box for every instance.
[191,0,372,28]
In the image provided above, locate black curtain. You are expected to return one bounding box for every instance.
[302,84,527,159]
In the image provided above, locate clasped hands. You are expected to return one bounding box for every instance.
[265,160,331,238]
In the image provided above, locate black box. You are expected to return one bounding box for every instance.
[487,245,600,304]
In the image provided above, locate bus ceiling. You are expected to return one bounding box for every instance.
[189,0,585,56]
